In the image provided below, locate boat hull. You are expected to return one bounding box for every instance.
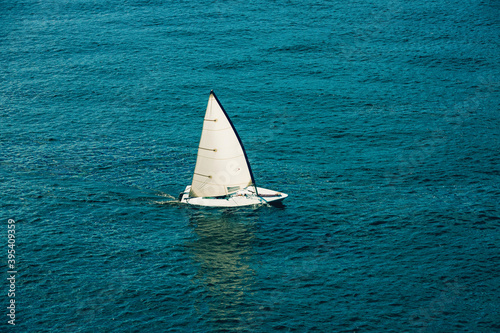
[179,185,287,207]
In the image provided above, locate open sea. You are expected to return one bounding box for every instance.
[1,0,500,332]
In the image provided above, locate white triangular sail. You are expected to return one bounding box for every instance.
[190,92,254,198]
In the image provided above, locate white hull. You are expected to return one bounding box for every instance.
[179,185,287,207]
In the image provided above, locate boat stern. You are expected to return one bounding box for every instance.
[178,185,191,202]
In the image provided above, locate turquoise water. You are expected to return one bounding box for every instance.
[1,0,499,331]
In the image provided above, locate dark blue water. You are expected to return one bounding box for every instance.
[2,0,499,331]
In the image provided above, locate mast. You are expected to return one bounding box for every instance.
[190,91,258,198]
[210,90,259,196]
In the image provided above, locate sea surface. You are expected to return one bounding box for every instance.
[1,0,499,332]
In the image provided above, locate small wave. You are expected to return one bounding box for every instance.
[156,192,177,200]
[153,200,179,205]
[151,192,179,205]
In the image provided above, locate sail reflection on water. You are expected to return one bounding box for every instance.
[185,210,258,330]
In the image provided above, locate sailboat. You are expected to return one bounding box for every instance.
[179,91,287,207]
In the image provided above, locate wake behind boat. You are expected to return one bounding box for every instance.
[179,91,287,207]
